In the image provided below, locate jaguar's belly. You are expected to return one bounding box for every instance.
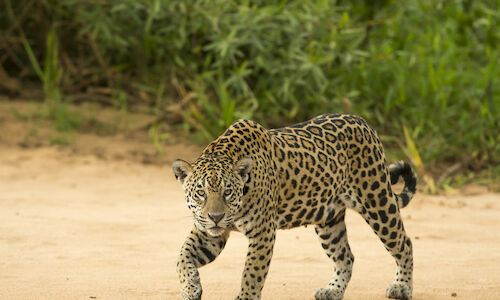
[275,194,345,229]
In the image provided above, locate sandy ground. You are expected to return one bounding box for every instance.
[1,144,500,300]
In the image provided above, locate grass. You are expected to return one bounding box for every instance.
[1,0,499,189]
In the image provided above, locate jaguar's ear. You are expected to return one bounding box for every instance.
[234,157,253,183]
[172,159,192,184]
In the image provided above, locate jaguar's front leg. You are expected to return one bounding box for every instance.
[177,227,229,300]
[235,225,277,300]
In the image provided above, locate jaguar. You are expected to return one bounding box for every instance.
[173,113,417,300]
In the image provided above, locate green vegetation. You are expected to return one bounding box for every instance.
[1,0,499,188]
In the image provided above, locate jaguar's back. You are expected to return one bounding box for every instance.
[269,113,391,229]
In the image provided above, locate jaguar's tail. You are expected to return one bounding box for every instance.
[389,161,417,208]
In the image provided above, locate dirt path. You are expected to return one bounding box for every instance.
[1,146,499,300]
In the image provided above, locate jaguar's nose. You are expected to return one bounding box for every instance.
[208,213,225,225]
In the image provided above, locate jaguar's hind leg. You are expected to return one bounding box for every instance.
[360,194,413,299]
[313,210,354,300]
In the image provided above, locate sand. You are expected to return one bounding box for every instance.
[1,145,499,300]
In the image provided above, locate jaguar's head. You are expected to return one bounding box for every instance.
[172,155,253,237]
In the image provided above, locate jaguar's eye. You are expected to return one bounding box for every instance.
[223,189,232,197]
[196,190,206,198]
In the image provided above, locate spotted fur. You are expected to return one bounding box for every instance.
[173,114,417,300]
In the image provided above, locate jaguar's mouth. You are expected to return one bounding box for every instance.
[207,226,225,236]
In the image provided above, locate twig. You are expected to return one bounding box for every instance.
[0,0,36,66]
[4,0,36,36]
[87,32,107,70]
[438,162,462,185]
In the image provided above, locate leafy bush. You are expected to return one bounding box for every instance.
[1,0,499,175]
